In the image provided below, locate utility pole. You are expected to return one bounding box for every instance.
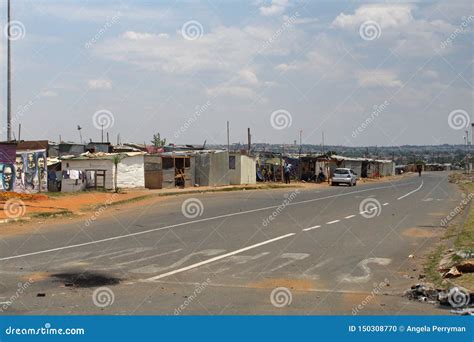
[227,121,230,152]
[298,129,302,180]
[7,0,12,141]
[247,127,251,154]
[321,131,325,155]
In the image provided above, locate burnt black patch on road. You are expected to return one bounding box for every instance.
[52,271,121,288]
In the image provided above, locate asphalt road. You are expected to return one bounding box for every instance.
[0,172,463,315]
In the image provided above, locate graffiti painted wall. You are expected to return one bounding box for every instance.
[0,149,47,193]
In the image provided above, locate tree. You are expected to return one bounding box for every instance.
[151,133,166,148]
[112,154,123,193]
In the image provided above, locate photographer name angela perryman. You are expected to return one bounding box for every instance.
[405,325,467,334]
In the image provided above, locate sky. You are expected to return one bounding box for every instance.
[0,0,472,147]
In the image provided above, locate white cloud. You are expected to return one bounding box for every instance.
[356,70,402,88]
[260,0,289,17]
[88,79,112,89]
[332,5,414,29]
[238,69,259,85]
[40,90,58,97]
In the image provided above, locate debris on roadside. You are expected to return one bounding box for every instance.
[406,284,473,310]
[404,284,439,304]
[451,308,474,315]
[443,266,462,278]
[456,259,474,273]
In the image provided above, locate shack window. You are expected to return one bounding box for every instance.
[229,156,236,170]
[162,157,174,169]
[185,158,190,168]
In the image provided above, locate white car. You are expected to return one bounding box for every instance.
[332,168,357,186]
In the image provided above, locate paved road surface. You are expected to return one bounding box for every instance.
[0,172,462,315]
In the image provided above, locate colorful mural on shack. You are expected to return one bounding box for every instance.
[0,147,47,193]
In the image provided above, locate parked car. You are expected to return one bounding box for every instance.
[332,168,357,186]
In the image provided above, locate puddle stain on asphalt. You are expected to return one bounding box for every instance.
[51,271,121,288]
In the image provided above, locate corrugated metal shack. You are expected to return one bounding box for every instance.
[194,150,229,186]
[144,152,195,189]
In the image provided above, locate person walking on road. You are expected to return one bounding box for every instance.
[284,163,292,184]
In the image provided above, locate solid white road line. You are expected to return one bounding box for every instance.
[345,215,356,219]
[302,225,321,232]
[145,233,296,281]
[326,220,340,225]
[0,181,415,262]
[397,180,424,200]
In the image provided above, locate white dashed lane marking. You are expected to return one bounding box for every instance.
[145,233,296,281]
[326,220,340,225]
[302,225,321,232]
[345,215,356,219]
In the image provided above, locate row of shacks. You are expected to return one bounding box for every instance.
[255,152,395,182]
[0,140,257,193]
[0,140,395,193]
